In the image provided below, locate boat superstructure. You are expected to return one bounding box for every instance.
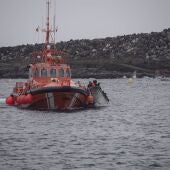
[6,0,109,110]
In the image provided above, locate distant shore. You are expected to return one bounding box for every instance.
[0,28,170,78]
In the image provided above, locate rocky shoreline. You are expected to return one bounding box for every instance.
[0,28,170,78]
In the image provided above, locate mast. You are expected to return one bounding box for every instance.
[46,0,50,44]
[44,0,57,46]
[37,0,57,48]
[53,0,56,48]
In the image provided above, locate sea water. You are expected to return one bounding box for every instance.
[0,78,170,170]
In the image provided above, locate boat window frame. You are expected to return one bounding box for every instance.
[65,68,71,78]
[58,68,64,78]
[34,68,39,78]
[41,68,48,78]
[29,68,33,78]
[50,68,57,78]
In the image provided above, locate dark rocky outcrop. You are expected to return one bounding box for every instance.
[0,28,170,78]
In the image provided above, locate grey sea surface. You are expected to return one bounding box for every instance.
[0,78,170,170]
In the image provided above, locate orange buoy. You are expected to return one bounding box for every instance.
[16,94,33,104]
[26,94,33,103]
[16,96,20,104]
[6,96,15,105]
[20,95,25,104]
[87,95,94,104]
[16,96,21,104]
[22,95,28,104]
[16,95,23,104]
[16,97,19,104]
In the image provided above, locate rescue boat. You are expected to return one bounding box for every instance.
[6,0,109,110]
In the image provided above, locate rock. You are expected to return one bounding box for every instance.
[0,28,170,78]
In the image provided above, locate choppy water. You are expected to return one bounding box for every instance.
[0,78,170,170]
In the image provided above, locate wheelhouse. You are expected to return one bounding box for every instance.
[29,64,71,80]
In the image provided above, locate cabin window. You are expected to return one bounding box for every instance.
[34,68,39,78]
[50,69,56,78]
[29,68,33,78]
[41,68,47,77]
[65,68,71,77]
[58,68,64,77]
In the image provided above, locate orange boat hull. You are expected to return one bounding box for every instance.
[17,91,88,110]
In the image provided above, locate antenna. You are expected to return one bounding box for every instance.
[53,0,56,48]
[41,0,57,47]
[45,0,50,44]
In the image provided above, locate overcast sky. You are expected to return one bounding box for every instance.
[0,0,170,47]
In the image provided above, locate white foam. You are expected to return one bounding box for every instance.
[0,98,6,104]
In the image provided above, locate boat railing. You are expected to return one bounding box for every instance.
[32,49,68,65]
[14,82,31,95]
